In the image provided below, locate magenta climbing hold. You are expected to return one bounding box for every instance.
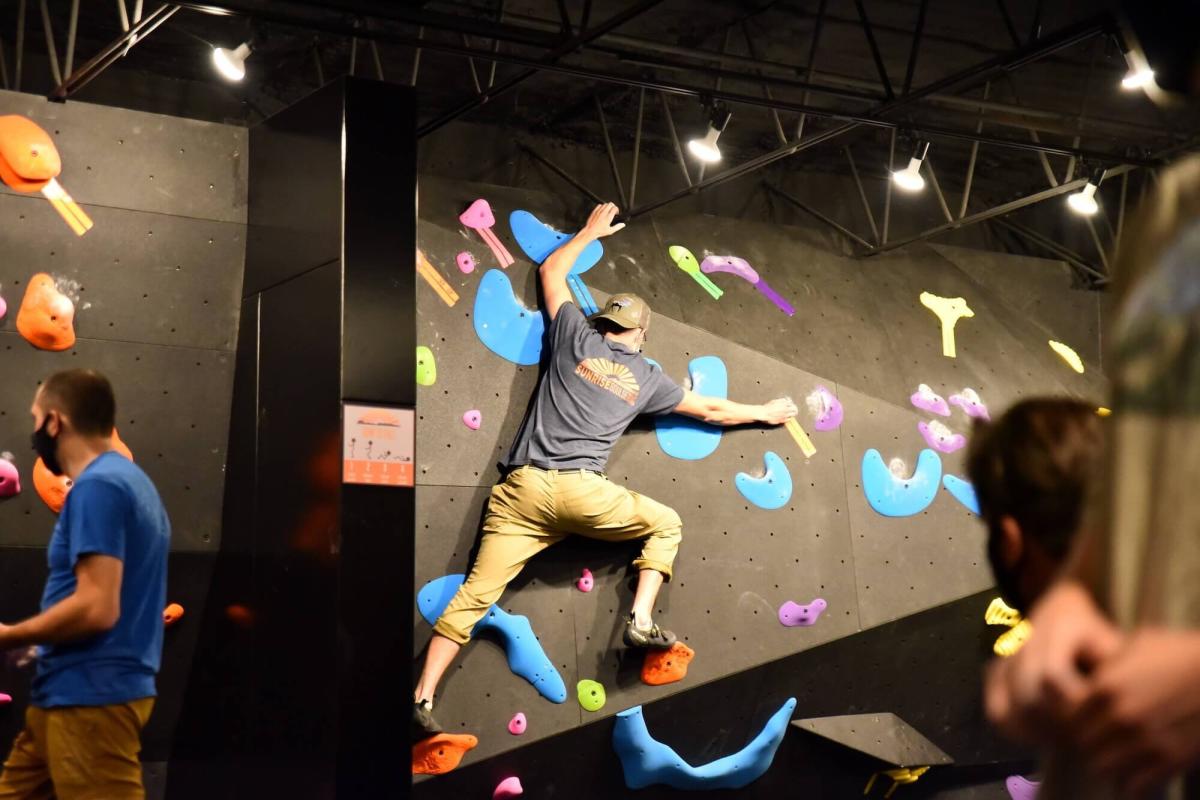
[949,388,990,420]
[918,420,966,454]
[778,598,827,627]
[460,199,514,268]
[577,568,594,592]
[910,384,950,417]
[0,454,19,499]
[807,385,843,431]
[493,777,524,799]
[508,713,527,735]
[0,693,10,704]
[699,254,795,316]
[0,286,6,320]
[463,410,482,430]
[456,251,476,274]
[1005,775,1039,800]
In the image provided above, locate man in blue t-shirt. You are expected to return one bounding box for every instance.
[0,369,170,800]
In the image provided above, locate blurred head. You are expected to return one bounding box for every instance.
[30,369,116,477]
[965,398,1104,612]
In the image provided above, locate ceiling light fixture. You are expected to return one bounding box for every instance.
[892,140,929,192]
[687,103,732,163]
[1121,66,1155,90]
[1067,168,1107,216]
[212,42,252,81]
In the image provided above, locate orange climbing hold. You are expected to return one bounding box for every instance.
[0,115,93,236]
[32,458,72,513]
[412,733,478,775]
[17,274,75,351]
[163,603,185,626]
[641,642,696,686]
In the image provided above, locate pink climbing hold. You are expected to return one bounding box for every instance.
[0,693,11,705]
[460,199,515,268]
[910,384,950,417]
[456,251,476,274]
[0,455,20,499]
[0,290,7,321]
[778,598,827,627]
[493,776,524,799]
[1005,775,1039,800]
[507,712,527,735]
[950,388,990,421]
[463,410,482,430]
[577,568,594,592]
[918,420,966,454]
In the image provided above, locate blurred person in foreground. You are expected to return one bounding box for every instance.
[984,8,1200,797]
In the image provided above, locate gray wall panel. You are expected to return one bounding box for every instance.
[0,89,247,224]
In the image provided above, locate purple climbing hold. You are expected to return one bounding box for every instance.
[0,454,19,499]
[493,776,524,798]
[1005,775,1039,800]
[577,568,594,592]
[807,385,844,431]
[778,598,827,627]
[918,420,966,454]
[508,713,527,736]
[949,388,990,421]
[910,384,950,417]
[456,251,476,274]
[463,410,482,430]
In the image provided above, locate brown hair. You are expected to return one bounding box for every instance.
[38,369,116,437]
[965,398,1104,560]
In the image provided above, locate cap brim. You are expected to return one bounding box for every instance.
[590,311,640,329]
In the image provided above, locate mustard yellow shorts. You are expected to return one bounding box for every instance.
[0,698,154,800]
[433,465,683,645]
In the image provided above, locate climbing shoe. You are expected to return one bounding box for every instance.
[412,700,443,743]
[622,614,677,650]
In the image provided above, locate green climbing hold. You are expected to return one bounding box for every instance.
[416,346,437,386]
[577,679,606,712]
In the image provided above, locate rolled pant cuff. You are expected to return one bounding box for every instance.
[632,559,674,582]
[431,619,473,646]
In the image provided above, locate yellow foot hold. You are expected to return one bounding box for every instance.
[984,596,1022,628]
[1048,340,1085,373]
[994,619,1033,658]
[919,292,974,358]
[784,417,817,458]
[866,767,931,798]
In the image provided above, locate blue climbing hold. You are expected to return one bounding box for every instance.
[417,575,567,703]
[655,356,727,460]
[509,210,604,275]
[473,269,545,366]
[736,451,793,510]
[942,474,980,515]
[613,697,797,790]
[861,448,942,517]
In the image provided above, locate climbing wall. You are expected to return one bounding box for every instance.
[0,89,245,787]
[412,174,1101,775]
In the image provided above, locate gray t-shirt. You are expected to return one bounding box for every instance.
[504,302,684,472]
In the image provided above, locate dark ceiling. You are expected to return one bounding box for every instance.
[2,0,1197,280]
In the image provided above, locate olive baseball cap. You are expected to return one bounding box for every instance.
[593,293,651,330]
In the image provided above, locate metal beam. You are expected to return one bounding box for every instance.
[740,21,787,146]
[410,25,422,86]
[1114,170,1128,260]
[0,39,7,90]
[994,218,1107,281]
[854,0,893,99]
[924,156,954,224]
[594,94,628,208]
[844,145,880,244]
[369,39,383,80]
[629,87,645,208]
[63,0,79,77]
[659,92,692,188]
[882,127,895,243]
[959,82,990,218]
[518,143,605,204]
[38,0,62,87]
[416,0,665,137]
[767,183,875,250]
[901,0,929,95]
[116,0,129,32]
[796,0,828,142]
[51,5,179,100]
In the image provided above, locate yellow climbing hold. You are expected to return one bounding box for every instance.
[919,292,974,358]
[984,596,1021,628]
[1048,340,1085,373]
[993,619,1033,658]
[864,766,931,798]
[1097,406,1111,417]
[784,418,817,458]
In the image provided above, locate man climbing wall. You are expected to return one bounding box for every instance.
[413,202,799,742]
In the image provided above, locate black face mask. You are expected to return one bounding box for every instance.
[31,418,64,476]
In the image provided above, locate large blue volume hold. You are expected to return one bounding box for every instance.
[861,448,942,517]
[509,210,604,274]
[736,451,793,510]
[655,356,727,460]
[942,474,980,514]
[613,697,797,790]
[473,269,546,366]
[417,574,567,703]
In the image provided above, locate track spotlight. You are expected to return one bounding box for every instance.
[687,103,732,163]
[1121,66,1155,91]
[1067,168,1107,216]
[212,42,252,81]
[892,140,929,192]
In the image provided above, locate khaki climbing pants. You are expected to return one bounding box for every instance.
[433,465,683,645]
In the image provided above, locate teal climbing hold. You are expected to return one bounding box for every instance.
[613,697,797,790]
[861,448,942,517]
[416,346,437,386]
[577,679,606,712]
[736,451,793,510]
[655,356,727,460]
[508,210,604,275]
[417,575,567,703]
[473,269,545,366]
[942,474,980,515]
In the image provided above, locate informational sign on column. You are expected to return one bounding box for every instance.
[342,403,414,487]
